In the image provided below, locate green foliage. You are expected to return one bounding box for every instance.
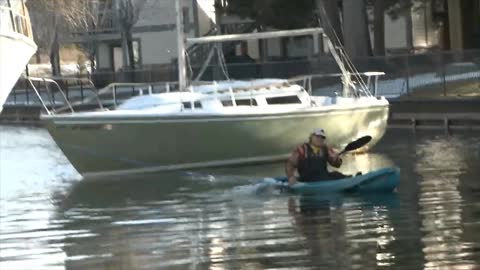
[367,0,427,20]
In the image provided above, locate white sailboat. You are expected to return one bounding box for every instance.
[39,0,389,178]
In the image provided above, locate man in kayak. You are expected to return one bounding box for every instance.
[286,128,347,185]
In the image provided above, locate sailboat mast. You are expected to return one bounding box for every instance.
[175,0,187,91]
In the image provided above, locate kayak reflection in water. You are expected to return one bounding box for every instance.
[286,128,351,186]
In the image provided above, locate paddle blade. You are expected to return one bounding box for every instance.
[343,135,372,153]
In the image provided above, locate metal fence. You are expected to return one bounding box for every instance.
[6,49,480,107]
[188,49,480,99]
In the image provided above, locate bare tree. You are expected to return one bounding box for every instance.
[27,0,97,75]
[115,0,147,70]
[372,0,385,55]
[66,1,114,73]
[28,0,60,75]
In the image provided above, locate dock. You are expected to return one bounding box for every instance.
[388,113,480,131]
[387,98,480,131]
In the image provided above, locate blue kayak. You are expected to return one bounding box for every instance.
[262,167,400,194]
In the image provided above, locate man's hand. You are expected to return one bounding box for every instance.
[328,147,342,167]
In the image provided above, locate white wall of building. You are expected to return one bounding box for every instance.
[411,1,441,48]
[267,38,282,57]
[136,31,178,65]
[115,0,200,67]
[247,39,260,59]
[385,15,408,49]
[97,43,111,69]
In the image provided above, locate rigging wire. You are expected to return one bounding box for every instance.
[317,4,373,97]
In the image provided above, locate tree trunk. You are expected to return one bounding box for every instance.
[405,0,414,53]
[35,50,41,64]
[127,30,135,69]
[373,0,385,56]
[253,23,268,63]
[120,29,131,69]
[50,38,61,76]
[316,0,344,44]
[89,49,96,73]
[50,17,61,76]
[120,28,133,81]
[342,0,372,57]
[440,0,450,50]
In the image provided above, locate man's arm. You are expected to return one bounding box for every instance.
[327,147,342,168]
[285,150,300,185]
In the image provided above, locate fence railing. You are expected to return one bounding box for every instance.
[6,50,480,108]
[7,76,181,113]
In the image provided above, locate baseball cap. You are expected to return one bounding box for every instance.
[311,128,326,138]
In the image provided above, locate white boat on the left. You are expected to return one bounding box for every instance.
[0,0,37,113]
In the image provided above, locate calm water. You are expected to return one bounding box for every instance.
[1,126,479,270]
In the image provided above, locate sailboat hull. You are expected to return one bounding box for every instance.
[43,104,389,177]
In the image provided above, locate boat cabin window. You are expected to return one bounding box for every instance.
[236,99,258,106]
[182,101,202,109]
[266,95,302,105]
[221,98,258,107]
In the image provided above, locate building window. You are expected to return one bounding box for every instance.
[111,40,141,71]
[132,40,141,67]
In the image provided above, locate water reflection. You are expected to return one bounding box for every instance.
[0,126,78,270]
[287,192,400,268]
[1,126,480,269]
[415,135,478,269]
[52,150,398,269]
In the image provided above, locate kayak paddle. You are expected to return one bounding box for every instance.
[338,135,372,155]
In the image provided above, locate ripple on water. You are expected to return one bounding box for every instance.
[1,127,480,269]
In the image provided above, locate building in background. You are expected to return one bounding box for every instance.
[384,0,480,54]
[62,0,216,73]
[58,0,479,77]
